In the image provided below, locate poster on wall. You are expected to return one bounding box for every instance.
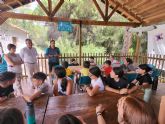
[148,24,165,55]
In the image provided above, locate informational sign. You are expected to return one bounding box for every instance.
[58,21,73,32]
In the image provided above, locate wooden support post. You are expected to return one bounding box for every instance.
[135,33,141,63]
[79,21,82,65]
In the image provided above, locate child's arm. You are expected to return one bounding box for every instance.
[66,80,73,95]
[96,104,106,124]
[105,85,120,94]
[86,85,100,96]
[23,91,42,102]
[4,54,15,66]
[53,79,59,96]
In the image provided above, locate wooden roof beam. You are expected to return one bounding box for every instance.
[36,0,50,16]
[105,0,109,20]
[107,4,119,21]
[48,0,52,14]
[0,12,140,27]
[51,0,64,17]
[92,0,105,21]
[108,0,142,23]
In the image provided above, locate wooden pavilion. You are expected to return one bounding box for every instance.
[1,0,165,73]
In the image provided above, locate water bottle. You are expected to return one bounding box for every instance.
[25,102,36,124]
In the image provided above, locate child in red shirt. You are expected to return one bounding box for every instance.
[101,60,112,77]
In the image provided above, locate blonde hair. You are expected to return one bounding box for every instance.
[122,96,157,124]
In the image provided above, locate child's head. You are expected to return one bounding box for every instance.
[0,72,16,88]
[32,72,47,87]
[71,58,76,64]
[54,66,67,92]
[7,44,16,53]
[58,114,82,124]
[110,67,124,79]
[62,61,69,69]
[117,96,157,124]
[0,108,24,124]
[89,56,94,62]
[104,60,111,67]
[137,64,152,74]
[125,58,133,65]
[83,61,90,68]
[89,66,101,79]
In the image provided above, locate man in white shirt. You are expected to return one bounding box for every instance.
[20,39,38,86]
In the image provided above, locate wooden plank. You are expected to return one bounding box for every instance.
[105,0,109,21]
[79,21,82,65]
[36,0,50,16]
[1,12,140,27]
[92,0,105,21]
[48,0,52,14]
[107,4,119,21]
[51,0,64,17]
[15,0,23,6]
[0,95,49,124]
[0,16,8,25]
[108,0,142,22]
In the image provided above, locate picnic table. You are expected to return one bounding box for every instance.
[0,94,49,124]
[44,92,122,124]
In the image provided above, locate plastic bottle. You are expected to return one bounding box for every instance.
[25,102,36,124]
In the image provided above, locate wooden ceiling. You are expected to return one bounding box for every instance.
[0,0,165,26]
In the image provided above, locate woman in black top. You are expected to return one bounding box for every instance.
[125,64,152,94]
[105,67,129,94]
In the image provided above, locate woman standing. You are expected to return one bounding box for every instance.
[4,44,23,96]
[45,40,61,74]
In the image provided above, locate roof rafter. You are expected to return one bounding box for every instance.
[92,0,105,21]
[108,0,142,23]
[36,0,50,16]
[105,0,109,21]
[51,0,64,17]
[107,4,119,21]
[48,0,52,14]
[0,12,140,27]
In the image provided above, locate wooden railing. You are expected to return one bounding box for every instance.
[22,53,165,83]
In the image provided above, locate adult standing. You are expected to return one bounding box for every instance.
[45,40,61,74]
[20,39,38,86]
[4,44,23,96]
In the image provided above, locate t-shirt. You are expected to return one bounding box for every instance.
[0,54,7,74]
[0,85,14,97]
[105,77,128,89]
[91,77,104,91]
[136,73,152,85]
[37,83,49,94]
[45,47,60,63]
[80,68,89,76]
[103,66,112,76]
[66,68,72,76]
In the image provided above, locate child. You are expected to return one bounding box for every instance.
[96,96,157,124]
[0,72,16,102]
[124,64,152,94]
[69,58,79,66]
[0,108,24,124]
[101,60,112,77]
[80,61,90,76]
[121,58,135,73]
[53,66,73,96]
[0,54,7,74]
[89,56,96,67]
[23,72,48,102]
[85,66,104,96]
[62,61,72,76]
[105,67,128,94]
[58,114,86,124]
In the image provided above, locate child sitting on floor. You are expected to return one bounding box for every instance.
[105,67,128,94]
[62,61,72,76]
[69,58,79,66]
[85,66,104,96]
[0,72,16,102]
[89,56,96,67]
[53,66,73,96]
[23,72,48,102]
